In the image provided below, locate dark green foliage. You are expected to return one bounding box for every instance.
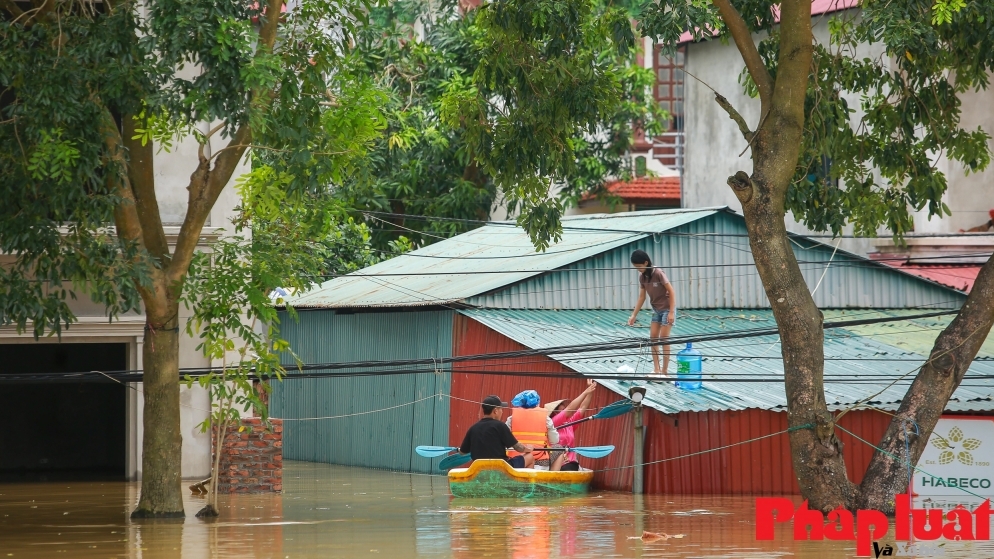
[0,0,377,338]
[0,6,152,336]
[349,0,664,250]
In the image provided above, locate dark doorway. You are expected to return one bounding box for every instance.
[0,343,127,482]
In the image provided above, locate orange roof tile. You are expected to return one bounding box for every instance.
[603,177,681,203]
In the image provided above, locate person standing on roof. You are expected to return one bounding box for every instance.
[505,390,559,469]
[459,395,535,468]
[628,249,677,376]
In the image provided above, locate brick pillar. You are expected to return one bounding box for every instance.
[213,418,283,493]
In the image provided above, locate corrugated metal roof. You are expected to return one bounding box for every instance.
[468,211,965,310]
[460,308,994,414]
[874,262,981,293]
[286,208,719,309]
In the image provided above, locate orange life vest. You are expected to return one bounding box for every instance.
[507,408,550,461]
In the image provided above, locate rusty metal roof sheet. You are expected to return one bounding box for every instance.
[460,308,994,414]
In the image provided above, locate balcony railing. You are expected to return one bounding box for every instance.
[651,131,684,176]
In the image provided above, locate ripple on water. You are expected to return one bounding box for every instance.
[2,461,993,558]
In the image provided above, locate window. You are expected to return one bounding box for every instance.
[635,156,647,177]
[654,45,685,131]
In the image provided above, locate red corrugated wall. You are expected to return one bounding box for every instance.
[450,314,893,495]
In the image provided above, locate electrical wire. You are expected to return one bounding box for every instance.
[358,210,994,239]
[0,309,969,383]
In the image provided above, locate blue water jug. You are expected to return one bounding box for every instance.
[676,343,702,390]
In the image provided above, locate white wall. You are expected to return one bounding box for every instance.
[682,9,994,252]
[0,131,250,481]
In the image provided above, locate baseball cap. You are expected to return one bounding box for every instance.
[482,395,508,408]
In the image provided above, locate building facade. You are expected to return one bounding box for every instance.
[0,135,246,482]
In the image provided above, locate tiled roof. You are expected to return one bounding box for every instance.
[603,177,680,203]
[873,262,981,293]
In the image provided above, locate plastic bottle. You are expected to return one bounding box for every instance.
[676,343,702,390]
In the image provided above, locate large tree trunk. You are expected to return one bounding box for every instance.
[858,255,994,513]
[715,0,858,512]
[736,189,857,512]
[131,306,185,518]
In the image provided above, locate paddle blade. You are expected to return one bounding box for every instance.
[415,445,457,458]
[594,400,633,419]
[570,445,615,458]
[439,453,472,470]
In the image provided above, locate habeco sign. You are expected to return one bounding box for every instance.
[916,417,994,496]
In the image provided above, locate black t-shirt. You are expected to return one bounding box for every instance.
[460,417,519,460]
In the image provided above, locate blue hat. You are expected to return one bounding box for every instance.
[511,390,541,409]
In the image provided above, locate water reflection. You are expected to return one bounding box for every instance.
[1,461,993,558]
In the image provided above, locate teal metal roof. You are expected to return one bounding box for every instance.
[286,209,720,309]
[460,308,994,414]
[287,208,964,310]
[467,211,963,310]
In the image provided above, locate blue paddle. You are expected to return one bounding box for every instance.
[415,445,458,458]
[437,445,616,470]
[557,400,633,429]
[438,453,472,470]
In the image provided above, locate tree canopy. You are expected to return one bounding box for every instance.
[344,0,665,250]
[631,0,994,512]
[640,0,993,237]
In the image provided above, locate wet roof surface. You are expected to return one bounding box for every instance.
[287,209,719,309]
[461,308,994,414]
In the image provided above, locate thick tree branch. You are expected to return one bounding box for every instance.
[99,108,160,305]
[166,0,283,287]
[123,114,171,264]
[771,0,813,136]
[714,92,753,141]
[0,0,25,18]
[858,253,994,512]
[711,0,773,112]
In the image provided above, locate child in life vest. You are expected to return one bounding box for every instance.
[505,390,559,469]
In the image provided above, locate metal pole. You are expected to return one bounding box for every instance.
[633,404,644,494]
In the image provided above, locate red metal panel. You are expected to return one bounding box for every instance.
[450,315,896,495]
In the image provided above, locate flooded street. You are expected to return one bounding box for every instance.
[1,461,991,558]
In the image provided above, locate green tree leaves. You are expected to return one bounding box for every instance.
[636,0,994,239]
[349,0,664,252]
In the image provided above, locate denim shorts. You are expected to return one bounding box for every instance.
[651,309,675,325]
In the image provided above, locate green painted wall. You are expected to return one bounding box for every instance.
[271,309,452,473]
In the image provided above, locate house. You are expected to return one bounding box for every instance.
[650,0,994,260]
[275,208,994,494]
[0,139,245,482]
[572,177,681,215]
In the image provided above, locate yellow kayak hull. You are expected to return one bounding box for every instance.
[448,459,594,498]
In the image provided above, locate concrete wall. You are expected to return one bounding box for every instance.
[682,9,994,251]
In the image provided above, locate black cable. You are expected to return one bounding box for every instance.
[0,309,960,382]
[358,210,994,240]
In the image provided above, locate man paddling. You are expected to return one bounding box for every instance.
[459,395,535,468]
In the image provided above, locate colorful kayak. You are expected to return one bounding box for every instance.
[448,459,594,498]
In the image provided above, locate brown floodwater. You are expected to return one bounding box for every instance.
[1,461,991,558]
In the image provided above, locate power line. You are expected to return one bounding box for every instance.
[358,210,994,240]
[0,310,962,382]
